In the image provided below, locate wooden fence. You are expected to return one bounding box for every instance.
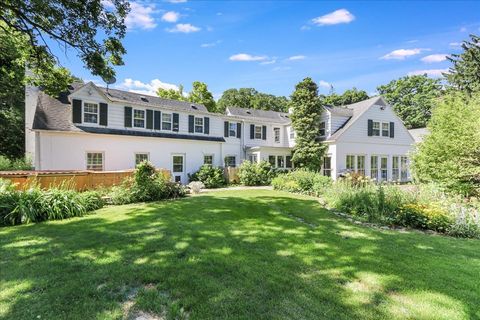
[0,169,171,191]
[224,167,240,184]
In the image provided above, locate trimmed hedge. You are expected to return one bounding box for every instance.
[238,161,276,186]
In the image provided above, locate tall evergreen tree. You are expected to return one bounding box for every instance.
[446,34,480,94]
[290,78,327,170]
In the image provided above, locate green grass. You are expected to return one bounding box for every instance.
[1,190,479,320]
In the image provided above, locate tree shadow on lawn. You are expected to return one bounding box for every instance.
[1,191,479,319]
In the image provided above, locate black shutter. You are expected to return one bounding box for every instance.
[250,124,255,139]
[204,117,210,134]
[72,99,82,124]
[188,115,194,133]
[124,106,132,128]
[146,109,153,129]
[390,122,395,138]
[173,113,179,132]
[154,111,161,130]
[224,121,229,137]
[262,125,267,140]
[99,103,108,126]
[236,122,241,138]
[367,119,373,136]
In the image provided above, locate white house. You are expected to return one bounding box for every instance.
[25,81,415,183]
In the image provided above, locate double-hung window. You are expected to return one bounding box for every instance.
[83,102,99,124]
[135,153,149,165]
[319,121,326,137]
[194,117,204,133]
[323,156,332,177]
[380,156,388,181]
[274,128,280,143]
[286,156,292,169]
[277,156,285,168]
[254,126,262,139]
[357,155,365,175]
[346,155,355,171]
[382,122,390,137]
[224,156,236,167]
[162,113,172,130]
[371,156,378,180]
[86,152,103,171]
[133,109,145,128]
[268,155,276,166]
[401,156,408,181]
[229,122,237,137]
[392,156,400,181]
[372,121,380,136]
[289,128,295,139]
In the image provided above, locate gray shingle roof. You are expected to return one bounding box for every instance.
[324,105,353,117]
[328,96,387,141]
[227,107,291,124]
[409,127,429,143]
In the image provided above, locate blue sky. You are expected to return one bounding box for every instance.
[54,1,480,99]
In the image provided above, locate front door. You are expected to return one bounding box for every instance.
[172,154,185,184]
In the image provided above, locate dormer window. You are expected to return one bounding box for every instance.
[133,109,145,128]
[83,102,99,124]
[162,113,172,130]
[140,96,148,102]
[319,121,326,136]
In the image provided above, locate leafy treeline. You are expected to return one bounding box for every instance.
[157,81,216,113]
[217,88,289,112]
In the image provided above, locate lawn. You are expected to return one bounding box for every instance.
[1,189,479,320]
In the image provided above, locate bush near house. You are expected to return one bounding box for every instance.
[238,160,276,186]
[271,169,332,196]
[0,155,32,171]
[273,171,480,238]
[108,161,185,205]
[188,164,226,188]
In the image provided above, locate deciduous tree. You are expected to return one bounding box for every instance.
[377,75,442,129]
[323,87,369,106]
[188,81,216,112]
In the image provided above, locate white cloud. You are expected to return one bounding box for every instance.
[260,59,276,65]
[161,11,180,23]
[165,0,187,3]
[421,54,448,63]
[272,66,291,71]
[125,2,157,30]
[318,80,331,88]
[119,78,179,96]
[288,55,306,61]
[166,23,201,33]
[300,25,311,31]
[381,48,427,60]
[449,42,462,47]
[201,40,221,48]
[408,69,449,78]
[312,9,355,26]
[229,53,268,62]
[460,26,467,32]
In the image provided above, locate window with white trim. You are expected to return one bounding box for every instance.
[372,121,380,136]
[357,155,365,175]
[162,113,172,130]
[380,156,388,181]
[277,155,284,168]
[274,127,280,143]
[268,155,276,166]
[172,155,184,173]
[323,156,331,177]
[286,155,293,169]
[204,155,213,165]
[133,109,145,128]
[382,122,390,137]
[249,154,258,163]
[319,121,326,137]
[346,155,355,171]
[194,117,204,133]
[254,126,262,139]
[371,156,378,180]
[229,122,237,137]
[224,156,236,167]
[135,153,149,166]
[401,156,408,181]
[289,128,295,139]
[83,102,99,124]
[86,152,103,171]
[392,156,400,181]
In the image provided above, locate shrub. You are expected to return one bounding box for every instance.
[77,190,105,212]
[238,161,276,186]
[0,155,32,171]
[272,169,332,195]
[188,165,225,188]
[395,203,452,232]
